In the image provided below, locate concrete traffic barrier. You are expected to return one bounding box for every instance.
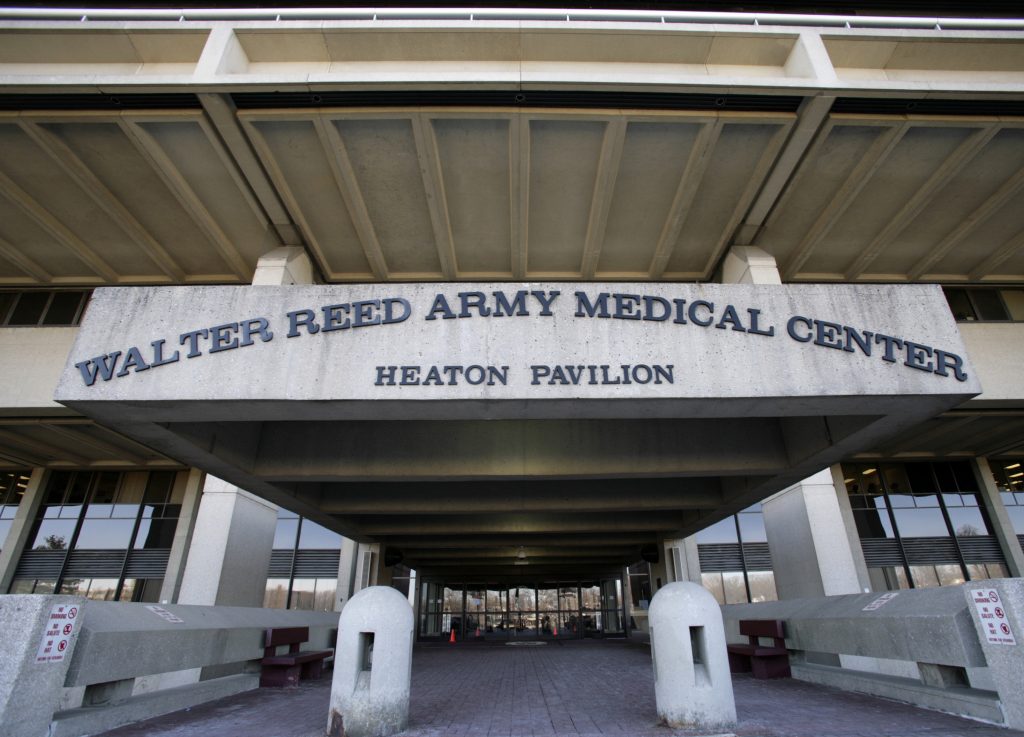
[329,586,414,737]
[648,581,737,729]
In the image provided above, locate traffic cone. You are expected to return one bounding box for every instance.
[475,626,481,637]
[553,624,558,636]
[449,629,456,643]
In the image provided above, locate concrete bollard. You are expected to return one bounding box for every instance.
[648,581,736,729]
[328,586,414,737]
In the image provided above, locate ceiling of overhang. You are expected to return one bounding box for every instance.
[0,418,182,470]
[0,96,1023,286]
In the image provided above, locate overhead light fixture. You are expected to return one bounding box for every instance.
[1006,463,1021,470]
[1010,472,1024,479]
[844,478,854,484]
[514,560,529,566]
[516,546,527,560]
[862,468,877,476]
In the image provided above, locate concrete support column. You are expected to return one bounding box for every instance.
[251,246,315,285]
[354,543,380,591]
[336,537,360,610]
[177,476,277,607]
[665,537,702,584]
[719,245,782,285]
[763,467,867,599]
[973,457,1024,576]
[157,468,204,604]
[0,467,48,593]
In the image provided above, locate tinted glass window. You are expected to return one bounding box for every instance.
[8,292,50,325]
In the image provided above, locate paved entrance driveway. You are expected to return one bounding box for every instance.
[96,640,1024,737]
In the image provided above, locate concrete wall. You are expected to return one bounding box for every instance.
[0,327,77,415]
[959,323,1024,405]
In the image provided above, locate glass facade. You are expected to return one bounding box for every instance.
[0,289,90,326]
[419,579,624,641]
[991,459,1024,546]
[0,471,30,553]
[843,461,1008,590]
[8,470,181,601]
[943,286,1024,322]
[696,505,778,605]
[263,509,342,611]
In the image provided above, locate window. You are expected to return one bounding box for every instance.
[696,505,778,605]
[264,510,342,611]
[843,461,1007,591]
[943,287,1024,322]
[0,290,90,326]
[10,470,180,601]
[990,459,1024,541]
[0,471,30,553]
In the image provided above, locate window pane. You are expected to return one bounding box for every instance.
[701,572,726,605]
[272,518,299,549]
[904,464,936,495]
[297,519,342,549]
[133,518,177,549]
[949,507,990,536]
[0,519,11,551]
[511,586,535,611]
[738,512,767,543]
[313,579,336,611]
[944,288,976,321]
[722,571,748,605]
[264,578,289,608]
[1006,506,1024,535]
[893,507,949,537]
[8,292,50,325]
[951,462,978,492]
[853,498,895,538]
[143,472,175,504]
[970,289,1009,321]
[747,571,778,603]
[41,291,84,325]
[487,588,506,611]
[290,578,317,610]
[1002,289,1024,321]
[935,565,965,587]
[466,589,485,613]
[74,518,134,549]
[537,587,558,611]
[30,519,75,549]
[0,292,17,324]
[910,565,940,588]
[695,516,738,544]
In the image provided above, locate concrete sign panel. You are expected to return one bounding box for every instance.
[57,283,978,420]
[35,602,79,663]
[970,588,1017,646]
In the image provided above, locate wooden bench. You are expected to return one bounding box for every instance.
[726,619,791,679]
[259,626,333,688]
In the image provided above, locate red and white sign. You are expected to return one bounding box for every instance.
[35,603,80,663]
[970,588,1017,646]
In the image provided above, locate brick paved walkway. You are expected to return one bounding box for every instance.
[96,640,1024,737]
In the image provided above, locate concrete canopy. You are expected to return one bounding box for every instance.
[55,281,979,577]
[2,9,1023,576]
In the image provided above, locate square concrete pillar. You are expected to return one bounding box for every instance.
[0,467,49,594]
[157,469,205,604]
[762,467,867,599]
[719,245,782,285]
[176,476,277,607]
[972,458,1024,576]
[251,246,315,285]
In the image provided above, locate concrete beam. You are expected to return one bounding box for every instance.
[308,478,722,514]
